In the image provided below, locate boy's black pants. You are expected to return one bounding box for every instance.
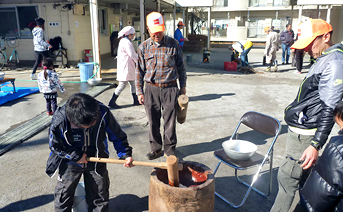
[54,162,109,212]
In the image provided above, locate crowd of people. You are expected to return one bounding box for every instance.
[231,23,316,74]
[29,11,343,212]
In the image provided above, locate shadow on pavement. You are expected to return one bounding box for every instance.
[189,93,235,101]
[0,194,54,212]
[109,194,148,212]
[214,167,279,212]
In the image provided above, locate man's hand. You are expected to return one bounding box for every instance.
[138,94,144,105]
[77,153,88,164]
[184,38,189,41]
[123,157,134,168]
[300,145,319,169]
[48,45,53,49]
[180,87,186,95]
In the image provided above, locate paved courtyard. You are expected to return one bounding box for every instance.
[0,46,337,212]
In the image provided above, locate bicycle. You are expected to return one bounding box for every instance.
[0,36,20,70]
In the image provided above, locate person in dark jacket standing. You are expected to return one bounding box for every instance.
[271,19,343,212]
[280,24,294,64]
[31,17,52,80]
[46,93,133,212]
[294,101,343,212]
[136,12,187,160]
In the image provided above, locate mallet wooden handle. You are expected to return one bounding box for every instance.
[87,157,183,171]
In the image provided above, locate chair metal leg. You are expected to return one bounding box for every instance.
[213,161,222,175]
[214,161,267,208]
[235,169,268,197]
[235,155,273,197]
[215,178,256,208]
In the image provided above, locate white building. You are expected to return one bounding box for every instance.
[204,0,343,43]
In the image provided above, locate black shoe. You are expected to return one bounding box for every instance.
[146,150,163,160]
[108,93,119,108]
[108,102,120,109]
[286,62,289,64]
[282,62,285,65]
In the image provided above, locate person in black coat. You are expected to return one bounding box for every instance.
[294,101,343,212]
[280,24,295,64]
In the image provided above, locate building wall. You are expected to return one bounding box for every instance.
[73,8,92,63]
[0,3,122,66]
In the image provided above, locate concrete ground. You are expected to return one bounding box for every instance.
[0,46,338,212]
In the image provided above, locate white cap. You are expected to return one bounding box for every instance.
[118,26,136,38]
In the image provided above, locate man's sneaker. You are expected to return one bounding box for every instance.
[30,74,37,80]
[146,150,163,160]
[265,66,271,72]
[293,70,301,74]
[47,111,53,116]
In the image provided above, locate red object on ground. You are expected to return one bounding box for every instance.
[224,62,237,71]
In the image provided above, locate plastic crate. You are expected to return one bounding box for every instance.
[224,62,237,71]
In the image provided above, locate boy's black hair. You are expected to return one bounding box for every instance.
[334,101,343,121]
[66,93,100,128]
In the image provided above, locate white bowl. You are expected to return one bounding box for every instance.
[87,78,102,86]
[0,72,5,81]
[222,139,257,160]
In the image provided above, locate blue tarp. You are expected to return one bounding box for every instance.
[0,82,39,106]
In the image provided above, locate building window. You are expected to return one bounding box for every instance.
[247,19,266,38]
[250,0,267,7]
[98,9,107,35]
[214,0,228,7]
[273,0,289,6]
[0,6,38,38]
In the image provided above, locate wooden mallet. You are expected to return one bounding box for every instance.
[87,156,182,187]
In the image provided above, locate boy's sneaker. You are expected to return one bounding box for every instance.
[265,66,271,72]
[30,74,37,80]
[146,150,163,160]
[47,111,53,116]
[293,70,301,74]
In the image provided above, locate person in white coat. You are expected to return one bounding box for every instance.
[264,26,279,72]
[109,26,138,108]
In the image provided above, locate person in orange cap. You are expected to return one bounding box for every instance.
[271,19,343,212]
[135,12,187,160]
[264,26,279,72]
[174,21,188,49]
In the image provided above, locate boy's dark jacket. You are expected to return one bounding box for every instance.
[284,43,343,147]
[299,134,343,212]
[46,103,132,177]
